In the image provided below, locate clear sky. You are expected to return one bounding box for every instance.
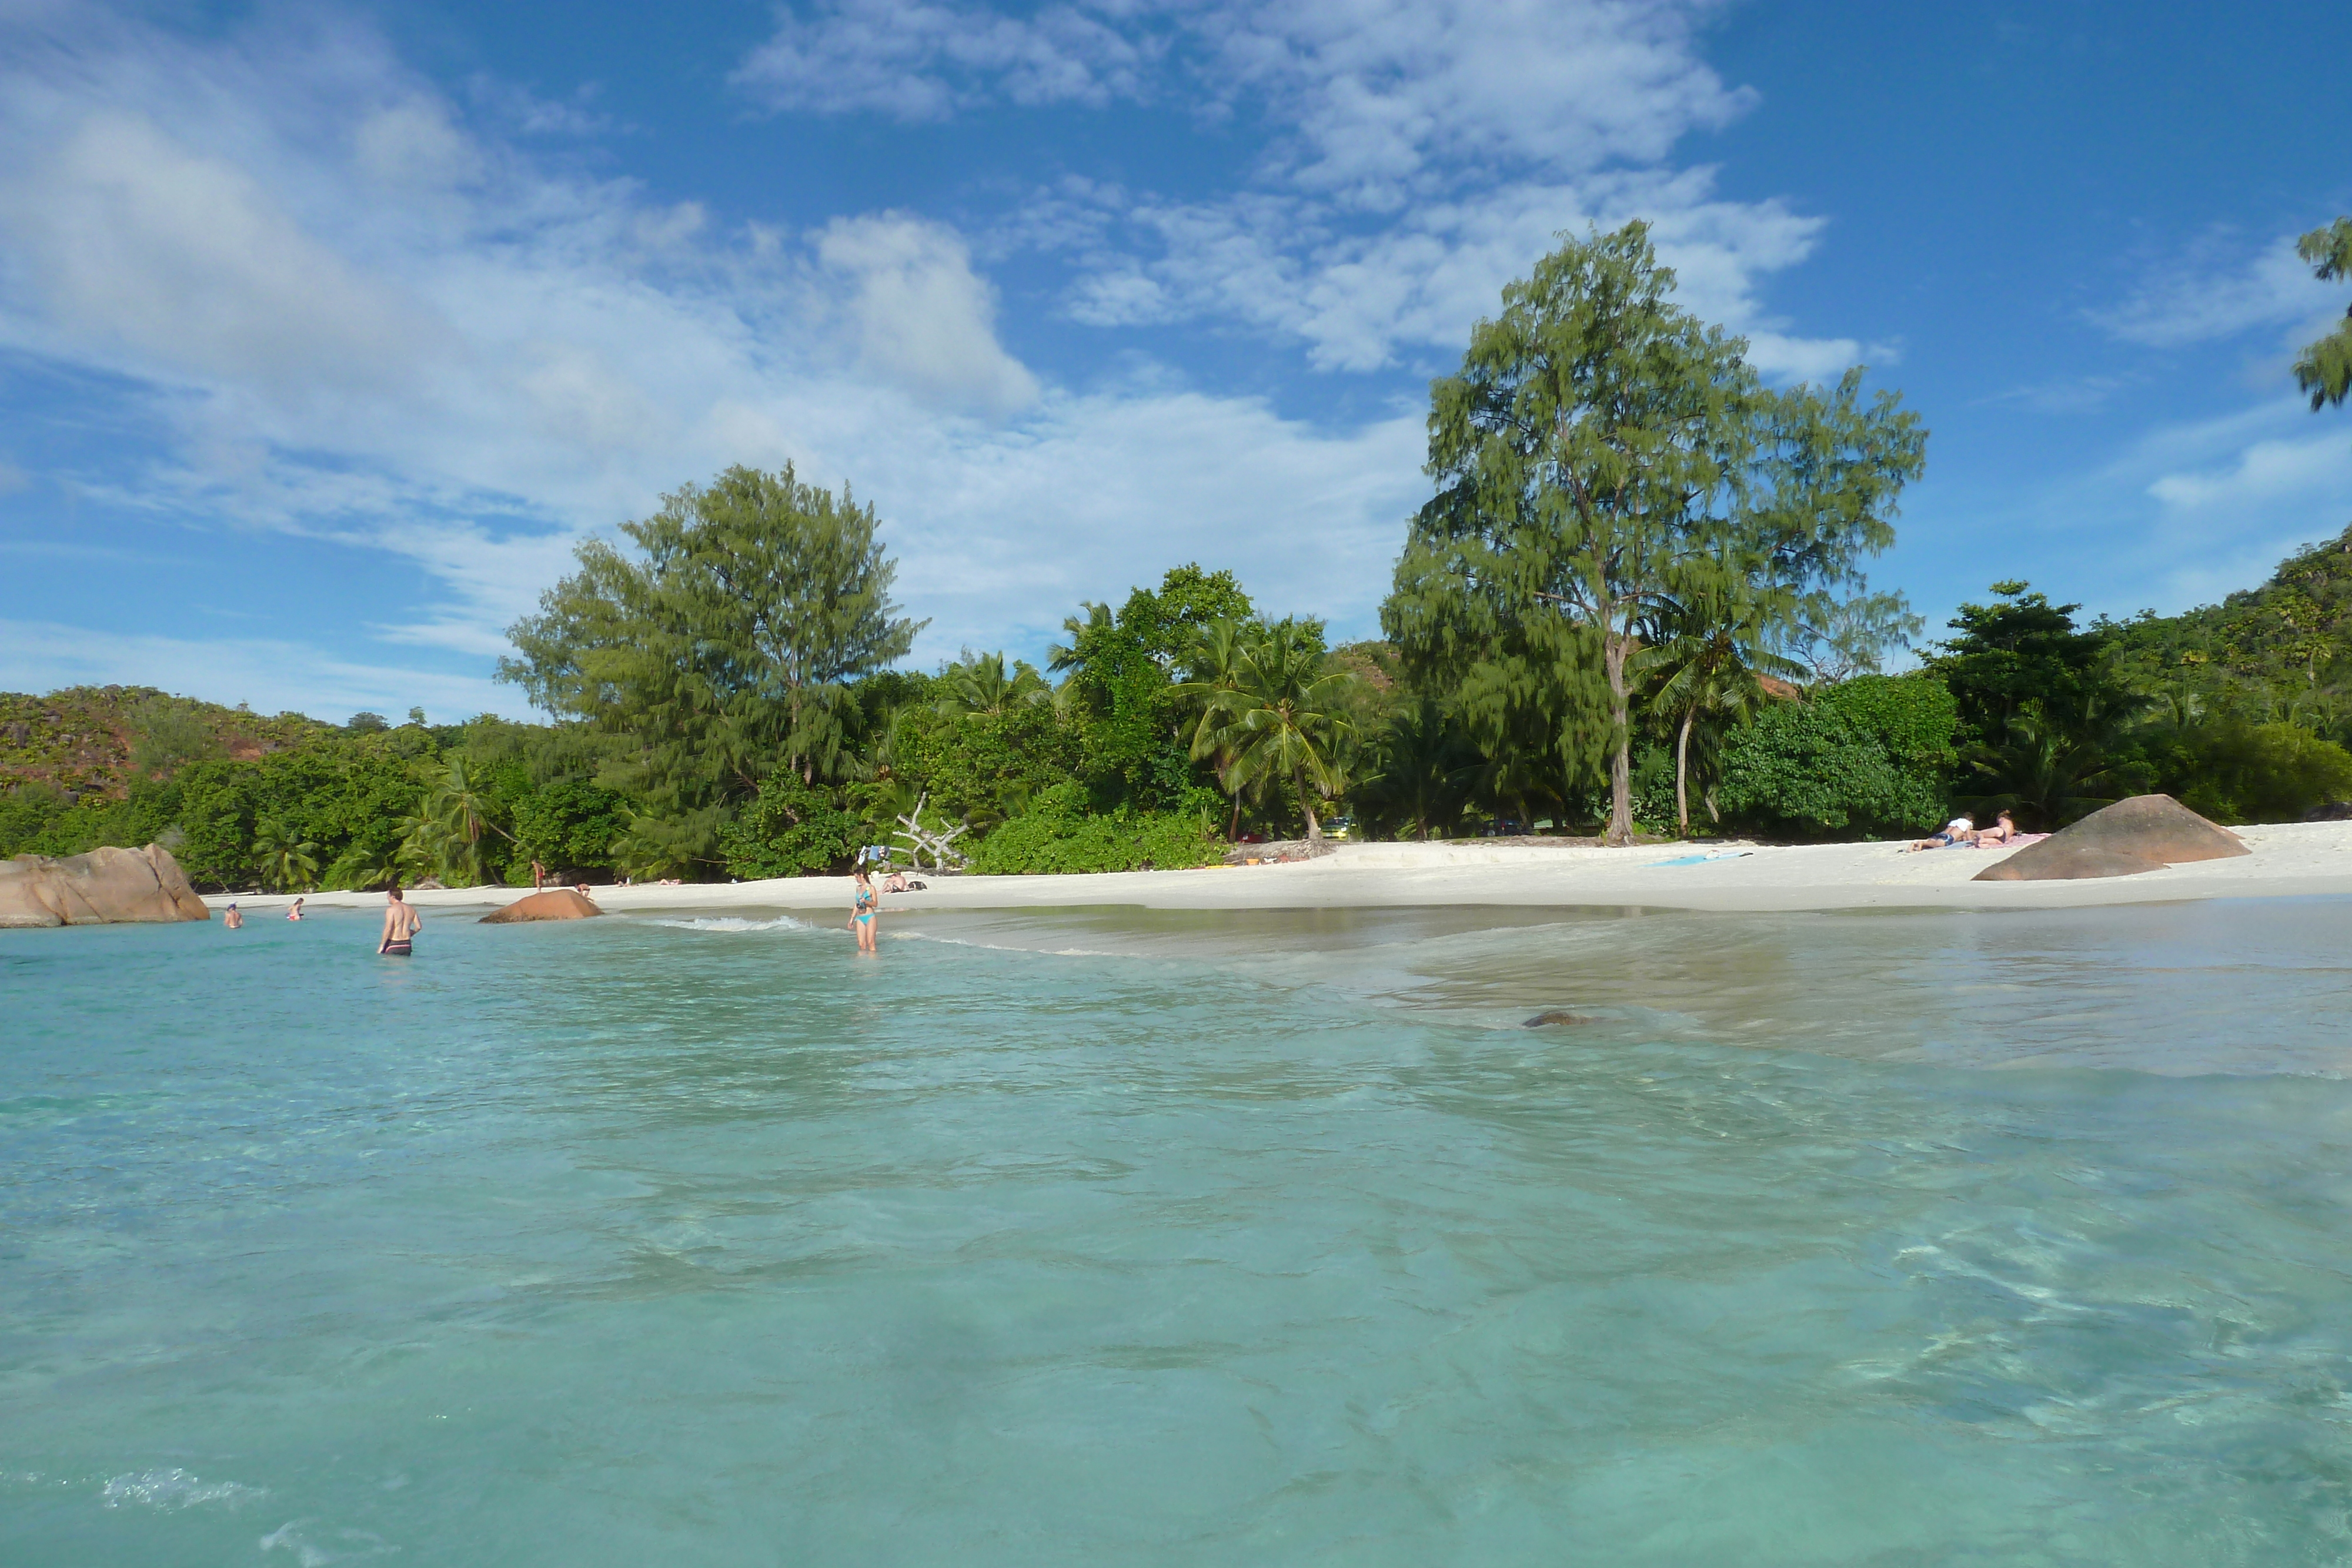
[2,0,2348,721]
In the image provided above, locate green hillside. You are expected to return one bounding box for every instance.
[0,686,330,801]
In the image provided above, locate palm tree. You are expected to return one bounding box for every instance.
[1172,618,1255,835]
[1961,698,2137,829]
[1357,696,1476,840]
[251,817,320,892]
[1191,621,1356,841]
[420,757,512,887]
[1642,591,1806,835]
[935,651,1050,717]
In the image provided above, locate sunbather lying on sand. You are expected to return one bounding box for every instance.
[1972,811,2018,845]
[1906,815,1975,851]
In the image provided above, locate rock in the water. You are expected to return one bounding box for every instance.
[1975,794,2247,882]
[1524,1010,1598,1028]
[0,844,212,927]
[479,888,603,923]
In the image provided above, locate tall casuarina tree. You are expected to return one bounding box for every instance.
[1386,222,1926,844]
[500,465,924,845]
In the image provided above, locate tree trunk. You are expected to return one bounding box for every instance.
[1301,784,1322,842]
[1605,627,1633,847]
[1228,793,1242,839]
[1675,710,1692,837]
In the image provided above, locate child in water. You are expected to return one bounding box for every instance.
[849,868,879,955]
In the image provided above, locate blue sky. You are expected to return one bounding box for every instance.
[1,0,2348,721]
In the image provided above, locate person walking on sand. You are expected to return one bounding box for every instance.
[223,902,243,929]
[848,867,879,956]
[286,897,305,921]
[379,885,422,957]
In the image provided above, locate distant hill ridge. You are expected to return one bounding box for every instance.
[0,686,329,801]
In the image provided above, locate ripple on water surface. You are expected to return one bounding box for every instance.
[5,897,2352,1564]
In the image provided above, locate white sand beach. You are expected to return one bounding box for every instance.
[208,818,2352,918]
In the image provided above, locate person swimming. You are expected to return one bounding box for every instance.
[223,902,243,930]
[286,897,305,921]
[379,885,421,956]
[849,868,879,956]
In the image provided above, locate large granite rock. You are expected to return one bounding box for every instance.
[1975,794,2248,882]
[0,844,212,927]
[479,887,603,923]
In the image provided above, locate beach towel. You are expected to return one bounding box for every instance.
[1646,850,1754,868]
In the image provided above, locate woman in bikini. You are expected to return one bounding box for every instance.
[849,868,879,955]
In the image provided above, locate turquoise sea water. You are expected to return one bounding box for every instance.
[6,897,2352,1564]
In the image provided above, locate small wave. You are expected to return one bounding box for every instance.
[647,915,812,934]
[101,1468,267,1510]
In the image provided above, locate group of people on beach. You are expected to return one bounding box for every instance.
[1906,811,2040,852]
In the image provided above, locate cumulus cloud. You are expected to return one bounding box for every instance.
[816,214,1040,416]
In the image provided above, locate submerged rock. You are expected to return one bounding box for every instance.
[479,887,603,923]
[1975,794,2247,882]
[1524,1010,1599,1028]
[0,844,212,927]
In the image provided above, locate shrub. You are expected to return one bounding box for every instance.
[966,783,1222,874]
[1716,675,1956,839]
[2166,721,2352,824]
[718,772,860,878]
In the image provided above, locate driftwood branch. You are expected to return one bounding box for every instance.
[890,792,970,871]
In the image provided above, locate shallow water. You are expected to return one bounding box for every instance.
[6,898,2352,1564]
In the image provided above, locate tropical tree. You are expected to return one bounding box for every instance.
[420,757,510,884]
[2296,216,2352,412]
[1172,617,1255,834]
[1960,697,2140,830]
[1386,222,1925,845]
[1641,584,1807,835]
[1190,621,1356,841]
[1355,696,1478,839]
[500,464,925,824]
[936,652,1050,717]
[250,817,320,892]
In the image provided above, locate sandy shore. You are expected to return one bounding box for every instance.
[205,819,2352,918]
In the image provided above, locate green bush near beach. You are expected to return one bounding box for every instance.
[964,785,1222,875]
[1715,676,1958,839]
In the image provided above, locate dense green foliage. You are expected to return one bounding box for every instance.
[1715,676,1957,839]
[963,784,1222,874]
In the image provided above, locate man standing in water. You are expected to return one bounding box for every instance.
[379,885,421,957]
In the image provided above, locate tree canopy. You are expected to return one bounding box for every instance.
[1385,221,1925,843]
[499,464,923,854]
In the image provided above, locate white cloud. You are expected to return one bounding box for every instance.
[2147,429,2352,511]
[743,1,1847,386]
[2094,230,2344,349]
[1195,0,1752,204]
[733,0,1152,119]
[1044,168,1863,377]
[815,213,1040,416]
[739,0,1749,200]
